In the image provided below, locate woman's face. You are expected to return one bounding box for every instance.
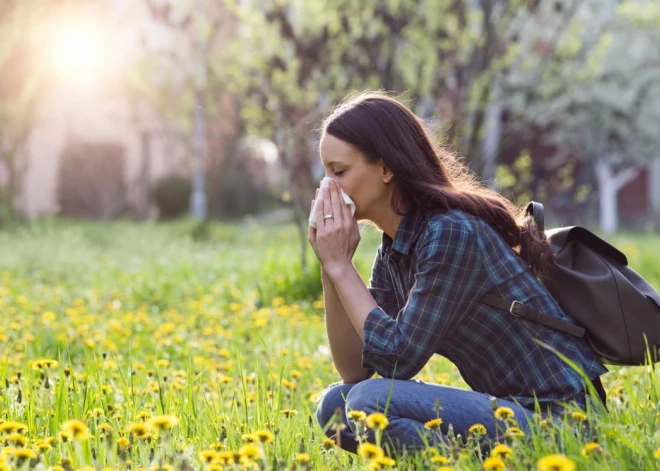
[319,133,391,220]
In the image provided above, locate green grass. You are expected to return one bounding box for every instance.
[0,218,658,470]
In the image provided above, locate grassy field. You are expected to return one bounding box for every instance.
[0,218,658,471]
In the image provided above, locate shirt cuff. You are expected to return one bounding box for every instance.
[361,307,400,372]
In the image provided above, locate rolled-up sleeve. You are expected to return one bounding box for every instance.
[361,220,487,380]
[362,245,400,379]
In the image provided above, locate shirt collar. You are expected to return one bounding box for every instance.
[382,208,428,256]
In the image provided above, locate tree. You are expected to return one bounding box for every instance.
[223,0,536,269]
[502,0,660,233]
[0,1,43,224]
[135,0,243,219]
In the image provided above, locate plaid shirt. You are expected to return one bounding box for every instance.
[362,208,608,409]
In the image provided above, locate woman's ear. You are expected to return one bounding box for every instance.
[382,162,394,184]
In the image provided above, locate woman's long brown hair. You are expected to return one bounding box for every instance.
[322,91,553,278]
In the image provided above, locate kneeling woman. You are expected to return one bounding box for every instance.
[309,91,607,455]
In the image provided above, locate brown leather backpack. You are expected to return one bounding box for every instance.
[483,202,660,366]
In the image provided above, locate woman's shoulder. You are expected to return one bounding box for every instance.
[423,209,519,261]
[425,208,481,235]
[426,209,506,241]
[412,209,482,256]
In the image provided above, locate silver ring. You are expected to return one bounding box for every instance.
[323,214,334,220]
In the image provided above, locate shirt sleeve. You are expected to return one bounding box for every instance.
[367,245,400,319]
[361,245,400,379]
[361,219,487,380]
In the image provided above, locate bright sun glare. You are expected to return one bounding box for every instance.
[50,26,103,81]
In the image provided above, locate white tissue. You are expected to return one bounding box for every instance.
[309,176,356,228]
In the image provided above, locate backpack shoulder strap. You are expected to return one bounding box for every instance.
[525,201,545,232]
[482,295,586,338]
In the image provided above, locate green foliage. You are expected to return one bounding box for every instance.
[215,167,269,219]
[152,175,192,220]
[505,0,660,165]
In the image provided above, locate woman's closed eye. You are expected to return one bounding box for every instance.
[334,171,344,176]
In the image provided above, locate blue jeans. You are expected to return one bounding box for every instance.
[315,378,587,456]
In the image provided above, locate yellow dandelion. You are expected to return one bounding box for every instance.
[239,443,263,460]
[570,411,587,422]
[10,447,37,461]
[254,430,274,444]
[436,468,454,471]
[242,433,258,443]
[61,419,90,440]
[469,423,487,435]
[117,436,130,450]
[217,451,235,465]
[491,444,513,460]
[581,442,603,457]
[0,421,27,434]
[148,415,178,431]
[36,441,53,451]
[366,412,389,430]
[347,410,367,422]
[199,450,217,464]
[281,409,298,418]
[504,426,524,439]
[321,438,335,450]
[295,453,310,463]
[127,422,150,439]
[430,455,451,465]
[207,466,223,471]
[6,433,28,447]
[32,359,59,370]
[424,418,443,430]
[357,443,384,460]
[422,447,439,458]
[99,423,113,435]
[654,448,660,459]
[537,454,576,471]
[369,456,396,470]
[483,456,505,471]
[494,407,514,421]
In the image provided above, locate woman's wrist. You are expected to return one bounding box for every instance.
[324,261,354,280]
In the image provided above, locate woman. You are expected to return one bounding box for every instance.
[309,91,608,456]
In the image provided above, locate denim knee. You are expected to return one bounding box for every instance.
[344,378,393,414]
[315,382,351,435]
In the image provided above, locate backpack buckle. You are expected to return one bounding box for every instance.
[509,300,523,318]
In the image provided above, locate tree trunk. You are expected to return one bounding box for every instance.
[137,131,152,218]
[594,158,640,234]
[480,81,503,187]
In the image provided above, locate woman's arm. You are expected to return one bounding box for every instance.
[328,218,488,380]
[322,267,375,383]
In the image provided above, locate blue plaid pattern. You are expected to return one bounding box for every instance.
[363,208,608,409]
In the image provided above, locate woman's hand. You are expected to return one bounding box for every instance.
[308,179,360,274]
